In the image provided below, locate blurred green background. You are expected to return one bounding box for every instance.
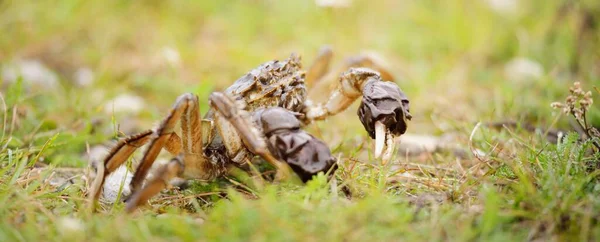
[2,0,600,166]
[1,0,600,241]
[3,1,600,122]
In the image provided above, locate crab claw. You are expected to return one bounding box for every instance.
[357,80,411,163]
[254,107,337,182]
[374,121,386,158]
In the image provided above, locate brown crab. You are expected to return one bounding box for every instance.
[88,47,412,212]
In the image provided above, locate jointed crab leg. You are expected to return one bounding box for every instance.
[89,130,153,203]
[129,94,201,193]
[89,93,202,208]
[209,92,295,181]
[88,131,184,204]
[125,155,184,213]
[304,68,382,121]
[304,68,410,164]
[126,93,219,212]
[308,51,395,98]
[305,46,333,87]
[305,69,391,160]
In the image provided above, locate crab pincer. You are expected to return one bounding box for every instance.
[357,80,411,163]
[253,107,337,182]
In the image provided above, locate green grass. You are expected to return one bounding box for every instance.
[1,0,600,241]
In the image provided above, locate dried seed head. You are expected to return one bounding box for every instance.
[566,95,576,104]
[591,127,600,137]
[569,82,585,97]
[573,109,583,120]
[583,91,594,107]
[580,99,590,109]
[552,81,595,125]
[550,102,564,109]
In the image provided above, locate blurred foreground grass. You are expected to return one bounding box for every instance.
[1,0,600,241]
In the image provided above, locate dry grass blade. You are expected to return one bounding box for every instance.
[469,122,494,169]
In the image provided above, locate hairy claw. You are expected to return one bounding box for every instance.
[358,79,411,162]
[374,121,386,158]
[254,107,337,182]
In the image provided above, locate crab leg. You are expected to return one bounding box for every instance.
[308,50,395,98]
[89,93,204,210]
[305,68,391,161]
[89,130,153,204]
[125,155,184,213]
[89,132,185,206]
[303,68,411,164]
[126,93,219,212]
[304,68,381,121]
[129,93,201,193]
[209,92,296,181]
[305,46,333,87]
[88,130,184,200]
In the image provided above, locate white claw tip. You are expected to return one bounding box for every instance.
[374,121,386,158]
[382,134,396,165]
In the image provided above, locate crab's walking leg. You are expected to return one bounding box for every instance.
[126,93,213,212]
[89,130,153,203]
[88,93,201,210]
[89,130,184,201]
[305,46,333,87]
[304,68,380,121]
[125,155,184,213]
[129,93,200,193]
[209,92,296,181]
[304,68,411,164]
[308,50,395,98]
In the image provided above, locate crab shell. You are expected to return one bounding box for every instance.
[222,54,307,114]
[203,54,338,179]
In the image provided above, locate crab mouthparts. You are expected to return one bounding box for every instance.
[374,121,396,164]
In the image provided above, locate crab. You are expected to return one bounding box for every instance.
[88,47,412,212]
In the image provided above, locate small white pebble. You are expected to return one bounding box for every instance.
[58,217,85,234]
[398,134,440,155]
[102,165,133,203]
[104,94,145,115]
[504,57,543,83]
[74,67,95,87]
[315,0,351,8]
[484,0,518,15]
[162,46,181,67]
[2,59,59,88]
